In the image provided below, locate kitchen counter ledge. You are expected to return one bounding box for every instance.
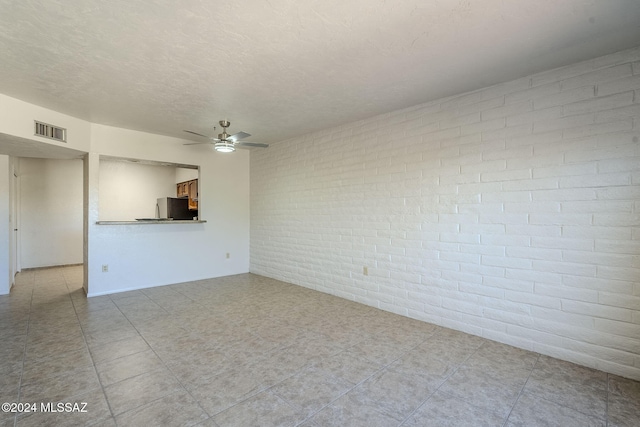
[96,220,207,225]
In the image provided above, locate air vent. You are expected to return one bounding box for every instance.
[34,120,66,142]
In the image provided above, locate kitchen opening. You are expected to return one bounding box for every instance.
[98,156,199,222]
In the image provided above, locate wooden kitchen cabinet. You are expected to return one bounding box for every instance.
[187,179,198,210]
[177,179,198,211]
[177,182,189,198]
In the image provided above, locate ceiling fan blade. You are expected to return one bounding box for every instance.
[235,142,269,148]
[183,141,214,146]
[183,130,210,138]
[227,131,251,142]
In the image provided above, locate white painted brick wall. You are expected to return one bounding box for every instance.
[250,47,640,380]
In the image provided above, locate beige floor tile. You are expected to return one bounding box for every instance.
[211,391,300,427]
[19,366,102,403]
[2,266,639,427]
[270,365,353,417]
[438,364,529,417]
[506,391,605,427]
[103,369,183,415]
[404,390,506,427]
[348,367,437,421]
[389,347,460,383]
[15,387,112,427]
[523,356,607,420]
[311,348,382,385]
[608,375,640,427]
[308,390,401,427]
[88,335,150,363]
[190,365,267,415]
[95,348,165,386]
[115,390,209,427]
[21,348,94,383]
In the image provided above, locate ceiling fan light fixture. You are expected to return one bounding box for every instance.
[214,141,235,153]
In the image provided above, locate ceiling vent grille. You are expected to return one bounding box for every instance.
[34,120,66,142]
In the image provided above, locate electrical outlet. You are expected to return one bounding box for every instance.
[363,266,368,276]
[102,264,108,273]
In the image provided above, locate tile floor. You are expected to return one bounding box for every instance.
[0,265,639,426]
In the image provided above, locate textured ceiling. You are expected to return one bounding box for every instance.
[0,0,639,147]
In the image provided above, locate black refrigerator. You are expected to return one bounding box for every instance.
[156,197,194,220]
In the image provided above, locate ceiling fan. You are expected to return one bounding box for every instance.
[183,120,269,153]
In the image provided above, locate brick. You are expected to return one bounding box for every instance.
[533,112,594,133]
[500,178,559,193]
[460,159,505,175]
[592,47,640,68]
[562,120,633,140]
[559,173,631,189]
[534,86,595,110]
[507,106,562,127]
[595,240,640,255]
[505,82,561,104]
[529,213,592,226]
[531,58,596,87]
[504,202,560,213]
[562,225,631,240]
[563,276,633,295]
[535,284,598,303]
[594,318,640,340]
[482,255,532,270]
[482,124,532,142]
[482,76,531,100]
[461,263,505,279]
[599,293,640,310]
[531,260,596,277]
[483,276,533,292]
[481,168,531,183]
[531,236,594,251]
[461,118,505,136]
[459,282,504,299]
[531,307,594,328]
[440,91,484,110]
[593,213,640,227]
[505,268,562,285]
[561,200,633,213]
[598,74,640,96]
[563,92,634,116]
[563,250,632,268]
[482,145,533,161]
[251,47,640,380]
[531,188,596,202]
[598,157,640,174]
[506,224,561,237]
[480,234,529,247]
[506,246,562,261]
[459,223,504,236]
[596,266,639,281]
[481,100,532,121]
[483,191,531,203]
[507,291,561,309]
[439,112,481,130]
[562,299,632,321]
[562,64,633,91]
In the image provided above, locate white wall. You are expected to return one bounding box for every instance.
[176,167,198,183]
[99,160,178,221]
[87,124,250,296]
[0,156,10,294]
[250,47,640,380]
[19,158,83,268]
[0,95,250,297]
[0,93,91,152]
